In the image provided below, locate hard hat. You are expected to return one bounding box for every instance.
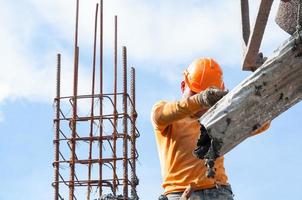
[183,58,225,93]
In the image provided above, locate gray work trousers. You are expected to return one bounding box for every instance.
[166,185,234,200]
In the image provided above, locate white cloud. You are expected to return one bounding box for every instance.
[29,0,290,74]
[0,0,291,110]
[0,110,4,122]
[0,0,94,102]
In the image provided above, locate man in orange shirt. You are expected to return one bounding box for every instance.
[151,58,233,200]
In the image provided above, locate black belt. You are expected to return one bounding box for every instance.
[168,184,232,195]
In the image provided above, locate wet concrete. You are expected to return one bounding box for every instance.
[276,0,300,35]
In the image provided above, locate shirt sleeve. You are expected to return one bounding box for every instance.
[151,94,204,132]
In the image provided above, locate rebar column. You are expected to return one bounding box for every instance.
[69,0,80,199]
[122,46,128,199]
[70,46,79,200]
[53,2,140,198]
[130,67,138,199]
[53,53,61,200]
[112,15,118,195]
[87,3,99,200]
[98,0,104,197]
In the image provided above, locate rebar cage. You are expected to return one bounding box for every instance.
[52,1,140,199]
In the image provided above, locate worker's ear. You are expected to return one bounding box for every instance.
[181,81,185,93]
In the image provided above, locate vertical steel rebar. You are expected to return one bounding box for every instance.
[54,53,61,200]
[122,46,128,199]
[69,1,80,198]
[112,15,118,195]
[70,45,79,200]
[98,0,104,197]
[130,67,137,199]
[74,0,79,48]
[87,4,99,200]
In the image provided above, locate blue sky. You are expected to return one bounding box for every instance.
[0,0,301,199]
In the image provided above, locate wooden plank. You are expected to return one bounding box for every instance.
[242,0,273,71]
[241,0,251,46]
[199,32,302,157]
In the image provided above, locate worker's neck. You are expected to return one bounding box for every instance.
[182,86,196,99]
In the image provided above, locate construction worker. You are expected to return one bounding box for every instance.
[151,58,269,200]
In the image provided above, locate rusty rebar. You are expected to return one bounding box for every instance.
[69,1,79,198]
[54,53,61,200]
[69,2,80,199]
[112,15,118,195]
[54,2,140,198]
[57,178,127,186]
[87,3,99,200]
[122,46,128,199]
[69,45,79,200]
[57,134,129,142]
[130,67,138,199]
[57,157,125,164]
[98,0,104,197]
[74,0,79,49]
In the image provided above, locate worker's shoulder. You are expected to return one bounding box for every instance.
[151,100,167,112]
[150,100,167,124]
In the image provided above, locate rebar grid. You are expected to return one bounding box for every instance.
[53,1,140,199]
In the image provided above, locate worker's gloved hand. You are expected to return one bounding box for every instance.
[197,87,228,108]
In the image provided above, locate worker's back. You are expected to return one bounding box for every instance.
[151,100,228,195]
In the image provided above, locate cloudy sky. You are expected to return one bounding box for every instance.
[0,0,301,199]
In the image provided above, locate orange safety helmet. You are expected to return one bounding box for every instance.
[183,58,225,93]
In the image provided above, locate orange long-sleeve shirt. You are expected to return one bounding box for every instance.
[151,94,228,194]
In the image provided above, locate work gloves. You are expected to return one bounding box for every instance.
[197,87,228,108]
